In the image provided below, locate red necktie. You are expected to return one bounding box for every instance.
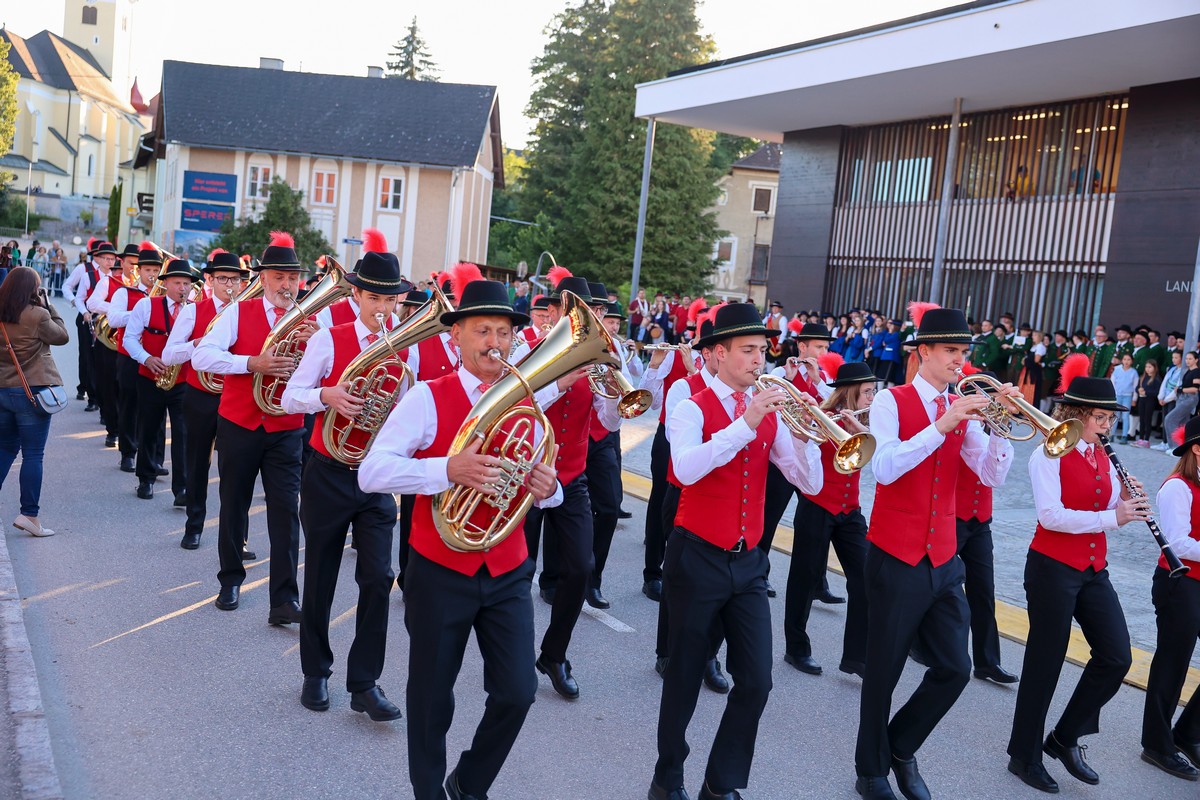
[449,341,460,366]
[933,395,948,421]
[169,302,180,324]
[365,333,379,345]
[478,382,492,396]
[271,306,286,326]
[732,391,747,419]
[1084,445,1097,469]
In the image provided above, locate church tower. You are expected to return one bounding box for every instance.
[61,0,134,93]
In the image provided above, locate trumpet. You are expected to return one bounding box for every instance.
[197,277,265,393]
[587,364,652,419]
[954,369,1081,458]
[754,373,876,474]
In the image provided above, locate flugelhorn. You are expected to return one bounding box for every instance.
[322,285,453,464]
[434,290,620,552]
[954,369,1081,458]
[252,256,353,415]
[196,276,264,393]
[754,373,876,474]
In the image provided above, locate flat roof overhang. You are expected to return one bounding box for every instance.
[634,0,1200,140]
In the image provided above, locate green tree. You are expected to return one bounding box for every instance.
[211,177,333,273]
[709,133,761,174]
[488,149,530,268]
[0,39,17,159]
[107,183,122,243]
[386,17,440,81]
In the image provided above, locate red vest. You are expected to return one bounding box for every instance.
[136,297,175,381]
[218,302,304,432]
[410,373,530,577]
[184,298,220,392]
[84,264,102,298]
[328,299,356,327]
[115,286,147,356]
[674,387,777,549]
[311,324,407,460]
[1031,447,1112,571]
[544,375,593,485]
[103,276,124,303]
[807,435,861,516]
[790,370,822,401]
[520,326,539,346]
[658,351,691,425]
[867,384,965,566]
[666,370,710,488]
[955,460,993,522]
[1161,476,1200,580]
[417,335,454,382]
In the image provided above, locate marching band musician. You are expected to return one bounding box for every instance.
[854,304,1016,800]
[405,273,459,382]
[519,294,551,347]
[62,237,112,412]
[90,243,146,472]
[1141,416,1200,780]
[192,231,311,624]
[398,287,429,323]
[314,230,402,331]
[783,355,874,680]
[85,243,139,458]
[650,302,822,800]
[281,241,411,723]
[1006,355,1145,793]
[162,251,248,550]
[122,258,194,504]
[358,272,564,800]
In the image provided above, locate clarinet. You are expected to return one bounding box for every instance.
[1098,434,1189,578]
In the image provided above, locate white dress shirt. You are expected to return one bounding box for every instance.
[106,285,152,329]
[640,348,684,412]
[193,297,289,375]
[870,373,1013,486]
[124,295,185,366]
[1029,439,1122,533]
[664,366,715,443]
[64,262,103,315]
[163,297,230,366]
[85,274,120,314]
[667,375,823,494]
[358,367,563,508]
[1157,474,1200,562]
[768,365,833,399]
[280,319,413,414]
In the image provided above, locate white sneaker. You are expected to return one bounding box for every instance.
[13,515,54,537]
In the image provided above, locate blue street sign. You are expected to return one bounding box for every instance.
[343,237,363,245]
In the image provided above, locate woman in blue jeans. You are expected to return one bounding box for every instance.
[0,267,69,536]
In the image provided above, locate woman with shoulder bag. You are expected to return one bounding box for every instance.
[0,267,69,536]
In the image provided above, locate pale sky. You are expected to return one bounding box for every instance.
[4,0,959,146]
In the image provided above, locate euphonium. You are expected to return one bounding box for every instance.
[95,269,139,351]
[434,290,620,552]
[322,285,454,464]
[197,277,264,394]
[754,373,876,474]
[154,278,206,391]
[954,369,1081,458]
[252,256,353,415]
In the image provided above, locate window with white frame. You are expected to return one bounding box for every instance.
[751,185,774,214]
[714,238,736,264]
[247,164,272,199]
[379,175,403,211]
[312,170,336,205]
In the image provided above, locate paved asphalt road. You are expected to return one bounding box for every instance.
[2,306,1194,798]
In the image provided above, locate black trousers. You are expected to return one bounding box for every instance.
[855,546,971,778]
[299,454,395,692]
[644,423,671,583]
[91,340,119,437]
[956,517,1003,670]
[784,496,868,666]
[761,463,795,573]
[404,551,536,800]
[182,385,219,538]
[1007,550,1132,764]
[397,493,415,581]
[74,314,95,402]
[524,475,593,662]
[215,418,301,608]
[655,531,772,792]
[587,431,621,590]
[656,485,724,662]
[115,355,140,458]
[1142,568,1200,753]
[134,376,187,495]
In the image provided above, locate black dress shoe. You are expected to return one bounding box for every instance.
[891,755,930,800]
[817,588,846,604]
[586,586,611,609]
[648,781,691,800]
[173,491,187,508]
[642,578,663,602]
[618,508,633,519]
[300,676,329,711]
[268,600,302,626]
[350,686,402,721]
[76,391,86,401]
[104,434,117,448]
[1175,734,1200,770]
[654,656,668,677]
[784,652,822,675]
[1141,749,1200,780]
[855,776,898,799]
[535,655,579,699]
[155,465,169,476]
[180,532,201,550]
[215,585,240,610]
[445,768,482,800]
[84,403,99,412]
[1007,757,1059,793]
[136,481,154,500]
[703,658,730,694]
[538,586,556,605]
[1043,731,1099,785]
[974,665,1019,684]
[119,456,135,473]
[765,579,777,598]
[241,548,257,561]
[839,659,866,678]
[698,782,742,800]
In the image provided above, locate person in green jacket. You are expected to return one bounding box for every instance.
[970,319,998,370]
[1145,329,1167,373]
[1088,325,1117,378]
[1042,330,1072,406]
[1130,330,1154,375]
[986,324,1011,374]
[1112,324,1134,367]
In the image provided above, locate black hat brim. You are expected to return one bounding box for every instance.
[345,273,414,295]
[1173,436,1200,457]
[1052,394,1129,412]
[441,307,530,327]
[903,334,975,348]
[252,263,306,272]
[693,324,778,350]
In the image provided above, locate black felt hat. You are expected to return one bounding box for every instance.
[1115,324,1133,335]
[205,251,246,275]
[794,322,835,342]
[135,242,163,266]
[346,229,411,294]
[550,276,592,305]
[1172,416,1200,457]
[531,294,551,311]
[903,304,974,348]
[90,240,118,257]
[604,300,625,320]
[439,263,528,326]
[158,257,195,281]
[256,231,303,272]
[769,300,783,309]
[587,282,609,304]
[829,362,877,387]
[119,243,141,259]
[402,288,428,307]
[693,303,779,349]
[1056,377,1128,412]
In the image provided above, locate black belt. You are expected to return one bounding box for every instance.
[676,527,750,556]
[312,451,357,472]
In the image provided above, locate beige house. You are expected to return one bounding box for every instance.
[129,59,503,274]
[709,143,779,307]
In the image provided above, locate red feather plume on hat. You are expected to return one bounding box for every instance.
[700,302,727,330]
[818,352,844,378]
[208,248,228,261]
[447,262,484,299]
[907,301,940,327]
[1172,426,1187,446]
[787,318,803,335]
[1056,353,1091,394]
[268,230,295,248]
[362,228,387,254]
[532,294,546,304]
[547,266,572,288]
[315,255,327,268]
[87,236,98,251]
[959,361,981,376]
[687,298,707,324]
[140,240,156,249]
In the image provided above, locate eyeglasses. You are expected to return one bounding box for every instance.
[211,276,239,284]
[1088,413,1117,425]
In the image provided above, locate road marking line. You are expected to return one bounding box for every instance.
[20,581,90,604]
[62,430,107,440]
[162,581,201,594]
[582,605,635,633]
[165,503,266,536]
[283,603,357,657]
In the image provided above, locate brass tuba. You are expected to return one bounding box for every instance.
[252,256,353,415]
[587,363,651,419]
[322,285,454,464]
[196,277,264,394]
[755,373,876,474]
[434,290,619,552]
[954,369,1082,458]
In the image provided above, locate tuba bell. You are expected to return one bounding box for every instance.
[954,369,1081,458]
[587,363,651,419]
[196,276,264,394]
[322,284,454,464]
[755,373,876,474]
[154,277,206,391]
[252,256,353,415]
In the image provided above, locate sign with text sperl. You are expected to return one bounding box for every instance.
[182,171,238,204]
[181,201,233,232]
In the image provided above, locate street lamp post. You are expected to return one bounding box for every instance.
[24,160,33,237]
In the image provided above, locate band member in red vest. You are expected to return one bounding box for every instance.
[519,294,550,347]
[1006,356,1146,793]
[315,230,401,331]
[102,244,154,473]
[359,274,563,800]
[398,287,428,323]
[123,258,194,503]
[405,273,459,382]
[651,302,822,800]
[163,251,248,549]
[784,358,875,680]
[282,243,411,723]
[1141,416,1200,780]
[83,241,122,442]
[193,231,312,623]
[855,304,1017,800]
[62,237,112,411]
